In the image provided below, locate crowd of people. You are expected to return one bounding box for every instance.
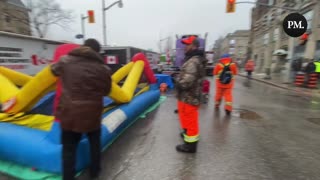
[51,36,241,179]
[53,35,320,179]
[50,34,320,179]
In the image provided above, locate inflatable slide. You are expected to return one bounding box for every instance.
[0,47,162,179]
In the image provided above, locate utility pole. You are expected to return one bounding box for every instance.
[81,14,88,43]
[102,0,123,46]
[102,0,107,46]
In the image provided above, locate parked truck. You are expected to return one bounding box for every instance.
[0,31,64,75]
[101,46,160,73]
[0,32,160,76]
[175,33,214,76]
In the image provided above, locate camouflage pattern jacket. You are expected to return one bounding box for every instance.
[176,51,206,106]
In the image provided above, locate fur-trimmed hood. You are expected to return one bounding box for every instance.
[68,46,104,63]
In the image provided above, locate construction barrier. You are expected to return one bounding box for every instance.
[307,73,318,88]
[294,73,305,87]
[294,73,318,88]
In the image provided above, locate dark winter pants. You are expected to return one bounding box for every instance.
[62,128,101,180]
[247,71,252,79]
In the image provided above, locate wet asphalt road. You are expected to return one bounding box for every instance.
[3,77,320,180]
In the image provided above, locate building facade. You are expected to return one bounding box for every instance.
[249,0,320,76]
[0,0,31,35]
[212,37,224,63]
[220,30,250,66]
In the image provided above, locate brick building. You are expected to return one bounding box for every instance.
[0,0,31,35]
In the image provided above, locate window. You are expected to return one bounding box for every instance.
[4,15,11,23]
[303,10,314,30]
[273,28,279,41]
[267,14,272,26]
[264,33,269,45]
[268,0,274,6]
[229,47,235,55]
[229,39,236,45]
[277,9,282,16]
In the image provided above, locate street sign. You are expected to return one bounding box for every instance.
[75,34,84,39]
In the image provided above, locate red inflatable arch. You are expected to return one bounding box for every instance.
[132,53,157,84]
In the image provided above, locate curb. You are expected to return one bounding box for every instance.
[238,74,320,98]
[238,74,295,91]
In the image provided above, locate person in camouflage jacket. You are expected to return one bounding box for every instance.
[175,36,206,153]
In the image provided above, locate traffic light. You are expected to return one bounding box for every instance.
[299,33,309,46]
[226,0,236,13]
[87,10,95,23]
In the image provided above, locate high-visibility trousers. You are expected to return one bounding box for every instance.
[177,101,199,143]
[215,87,233,111]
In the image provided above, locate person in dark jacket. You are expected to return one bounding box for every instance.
[304,59,316,87]
[175,36,206,153]
[305,59,316,74]
[291,58,302,82]
[50,39,112,180]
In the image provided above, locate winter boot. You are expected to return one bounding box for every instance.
[176,142,197,153]
[180,129,186,139]
[225,110,231,116]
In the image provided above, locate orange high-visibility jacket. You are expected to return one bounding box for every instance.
[245,60,255,71]
[213,57,238,88]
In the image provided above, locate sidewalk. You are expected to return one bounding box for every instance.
[239,72,320,98]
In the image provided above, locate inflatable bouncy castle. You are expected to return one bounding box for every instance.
[0,44,162,179]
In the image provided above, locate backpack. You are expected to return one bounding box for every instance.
[219,63,232,84]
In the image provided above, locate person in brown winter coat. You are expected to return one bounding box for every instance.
[50,39,112,180]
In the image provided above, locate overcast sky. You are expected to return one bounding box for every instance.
[32,0,254,52]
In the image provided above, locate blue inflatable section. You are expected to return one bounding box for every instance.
[0,89,160,174]
[29,92,114,116]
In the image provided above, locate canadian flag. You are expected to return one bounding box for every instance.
[105,55,119,64]
[166,49,171,64]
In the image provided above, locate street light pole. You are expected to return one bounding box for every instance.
[159,36,170,54]
[81,14,88,43]
[102,0,123,46]
[102,0,107,46]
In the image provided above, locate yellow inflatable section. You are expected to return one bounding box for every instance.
[0,66,32,86]
[0,113,53,131]
[1,66,57,114]
[0,59,149,130]
[0,73,19,103]
[112,62,134,83]
[108,60,144,103]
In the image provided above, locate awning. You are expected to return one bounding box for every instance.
[273,49,288,56]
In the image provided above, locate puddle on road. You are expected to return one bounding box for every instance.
[232,109,262,120]
[306,118,320,125]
